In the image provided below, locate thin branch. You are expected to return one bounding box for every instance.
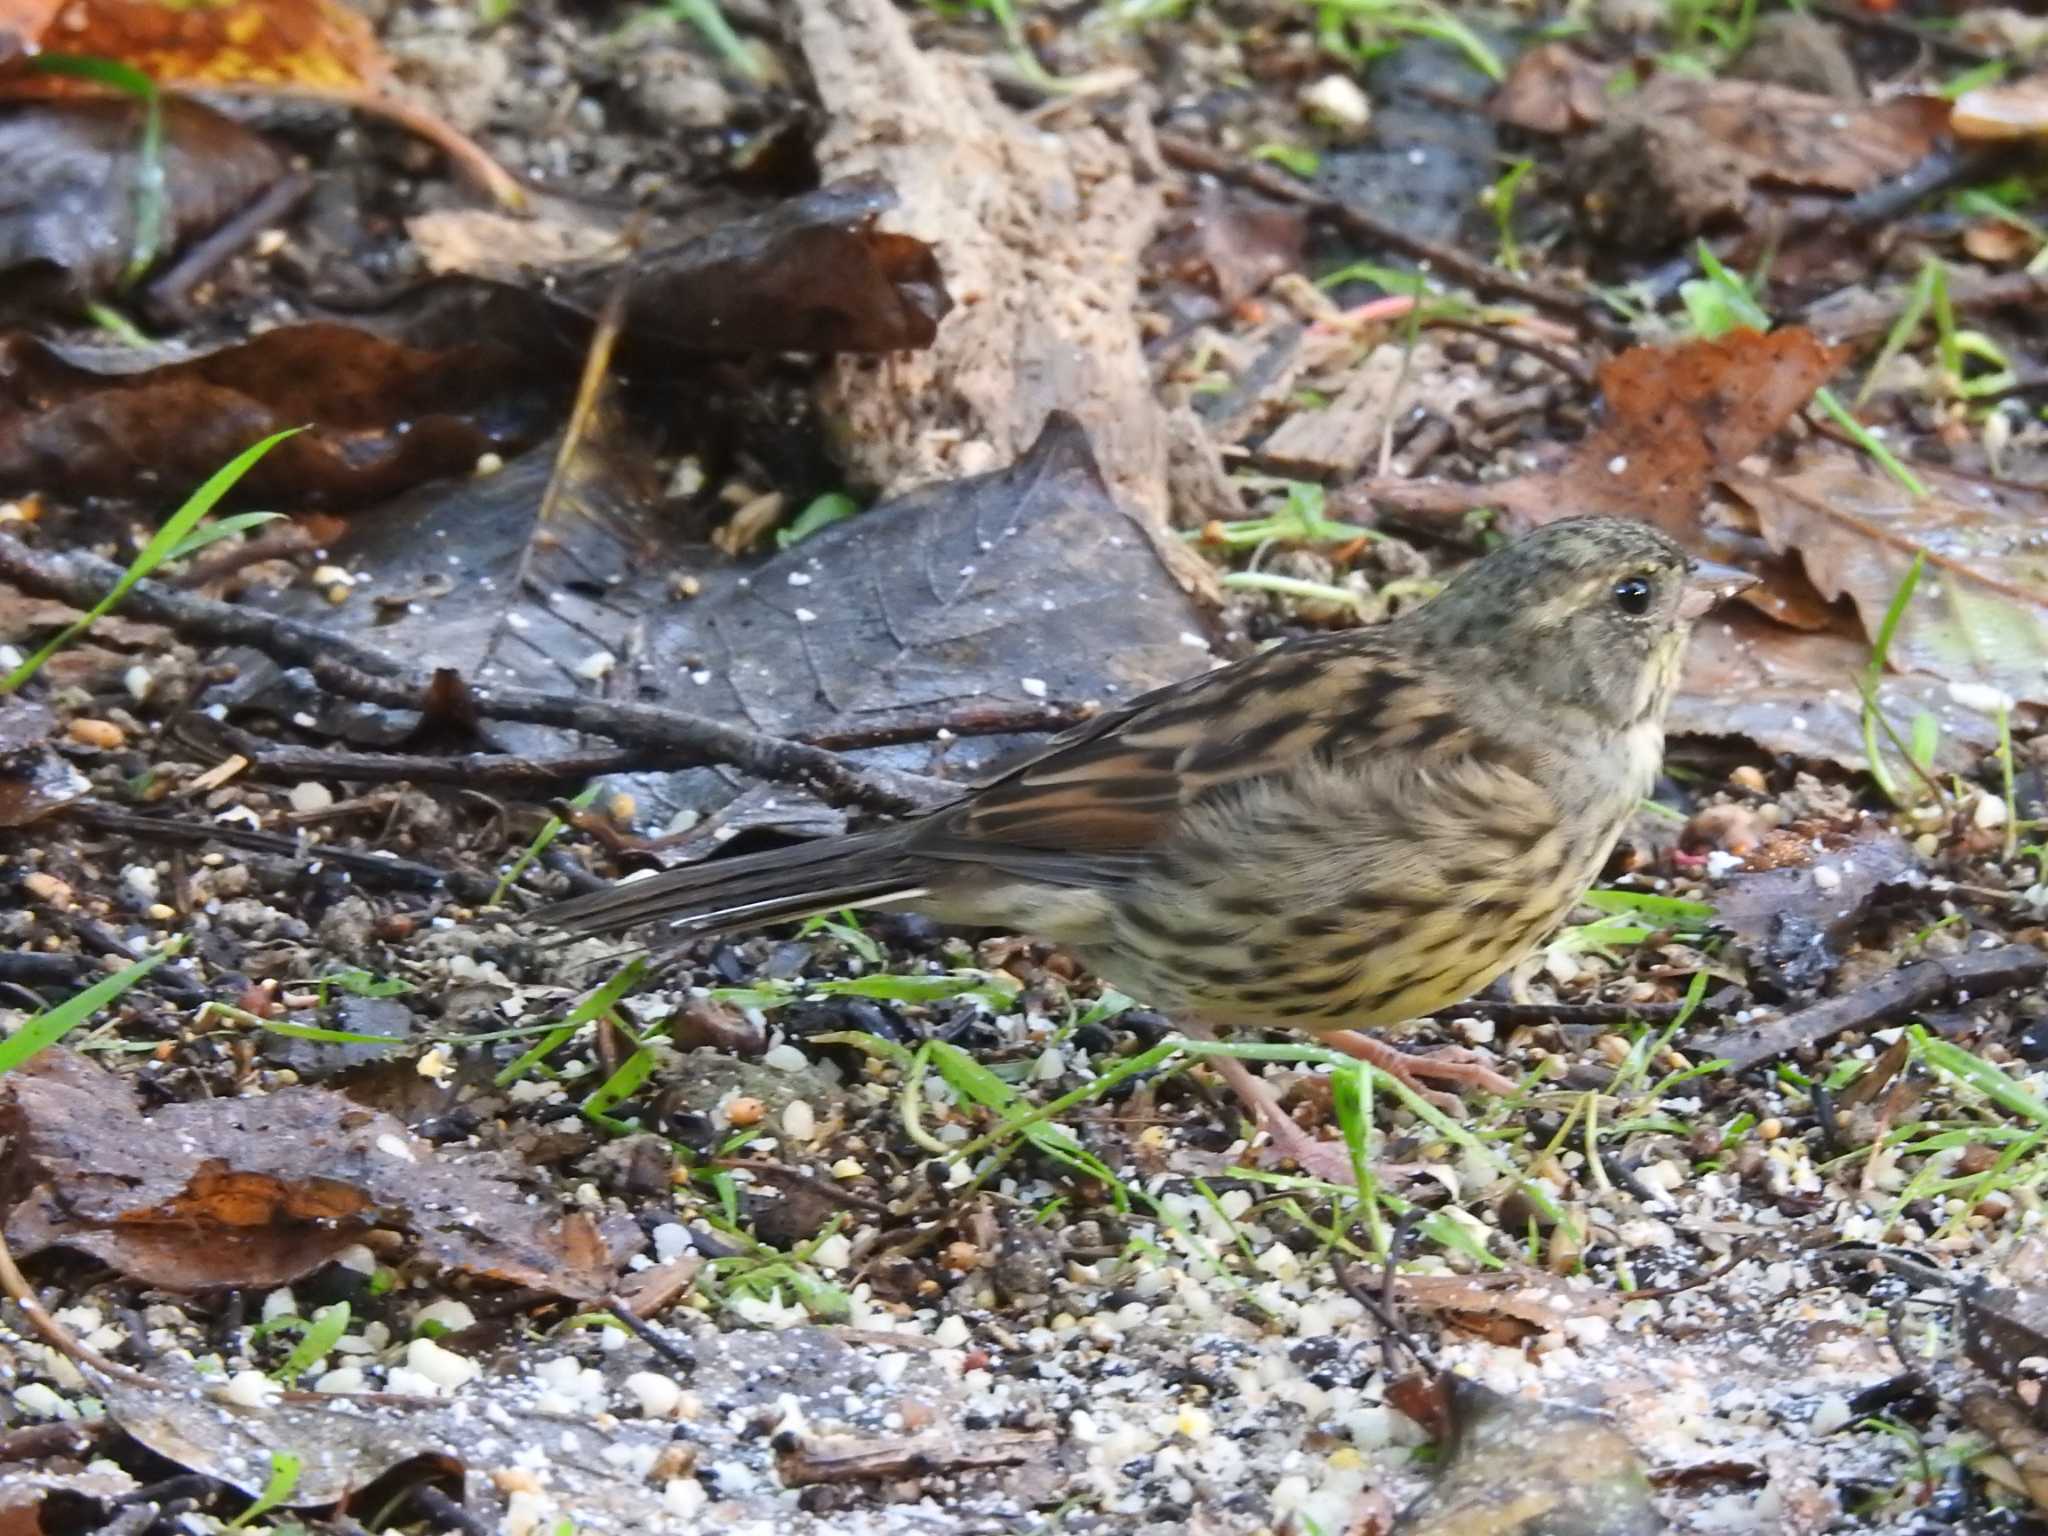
[0,533,947,817]
[1156,133,1630,345]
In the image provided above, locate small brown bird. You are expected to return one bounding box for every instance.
[540,518,1753,1179]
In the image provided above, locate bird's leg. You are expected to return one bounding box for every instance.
[1319,1029,1516,1105]
[1177,1020,1361,1185]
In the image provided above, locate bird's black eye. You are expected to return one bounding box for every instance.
[1612,576,1653,616]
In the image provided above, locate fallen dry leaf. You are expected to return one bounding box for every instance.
[1636,78,1948,195]
[1496,53,1948,194]
[1953,73,2048,141]
[391,177,951,364]
[1,1048,613,1298]
[1358,328,1850,539]
[1725,454,2048,706]
[0,97,282,305]
[0,0,519,204]
[1489,41,1616,135]
[1671,606,2005,773]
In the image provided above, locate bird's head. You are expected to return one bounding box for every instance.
[1413,517,1757,731]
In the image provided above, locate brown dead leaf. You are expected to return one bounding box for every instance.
[0,0,519,205]
[0,324,557,506]
[1640,78,1948,194]
[1495,54,1947,194]
[1358,329,1850,539]
[1490,42,1622,134]
[391,178,952,363]
[1954,73,2048,141]
[1671,605,2004,772]
[0,695,87,828]
[0,1048,612,1298]
[1725,454,2048,706]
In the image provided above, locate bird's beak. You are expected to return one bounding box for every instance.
[1678,558,1759,621]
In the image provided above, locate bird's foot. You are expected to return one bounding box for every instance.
[1246,1115,1366,1186]
[1319,1030,1515,1111]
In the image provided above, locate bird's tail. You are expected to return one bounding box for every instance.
[533,828,927,940]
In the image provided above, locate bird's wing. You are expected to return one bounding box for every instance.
[907,631,1491,884]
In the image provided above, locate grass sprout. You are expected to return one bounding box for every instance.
[29,54,164,287]
[660,0,763,80]
[0,938,181,1077]
[1682,243,1927,498]
[2,432,294,694]
[225,1451,304,1531]
[491,784,600,907]
[1482,157,1534,275]
[1194,480,1380,550]
[492,958,646,1089]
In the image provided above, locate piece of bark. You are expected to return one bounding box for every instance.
[794,0,1216,601]
[1691,944,2048,1072]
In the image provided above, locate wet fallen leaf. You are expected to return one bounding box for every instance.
[1726,454,2048,707]
[645,413,1205,752]
[268,412,1210,832]
[1671,606,2005,773]
[1953,73,2048,142]
[0,97,283,305]
[0,1467,136,1536]
[397,177,950,366]
[0,695,87,828]
[1964,1274,2048,1421]
[1395,1375,1661,1535]
[0,323,557,507]
[1,1048,612,1297]
[1359,329,1850,541]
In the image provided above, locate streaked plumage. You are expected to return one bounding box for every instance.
[539,518,1753,1176]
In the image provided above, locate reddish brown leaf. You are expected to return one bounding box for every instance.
[1671,605,2004,772]
[1358,329,1851,540]
[0,0,519,205]
[1638,78,1948,194]
[1,1048,613,1298]
[1725,454,2048,706]
[7,0,385,90]
[0,324,557,506]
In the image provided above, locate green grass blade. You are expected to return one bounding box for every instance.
[0,939,179,1077]
[2,429,299,693]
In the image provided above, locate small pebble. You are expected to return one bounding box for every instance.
[781,1099,816,1140]
[288,781,334,814]
[67,717,123,749]
[725,1096,766,1128]
[23,872,72,908]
